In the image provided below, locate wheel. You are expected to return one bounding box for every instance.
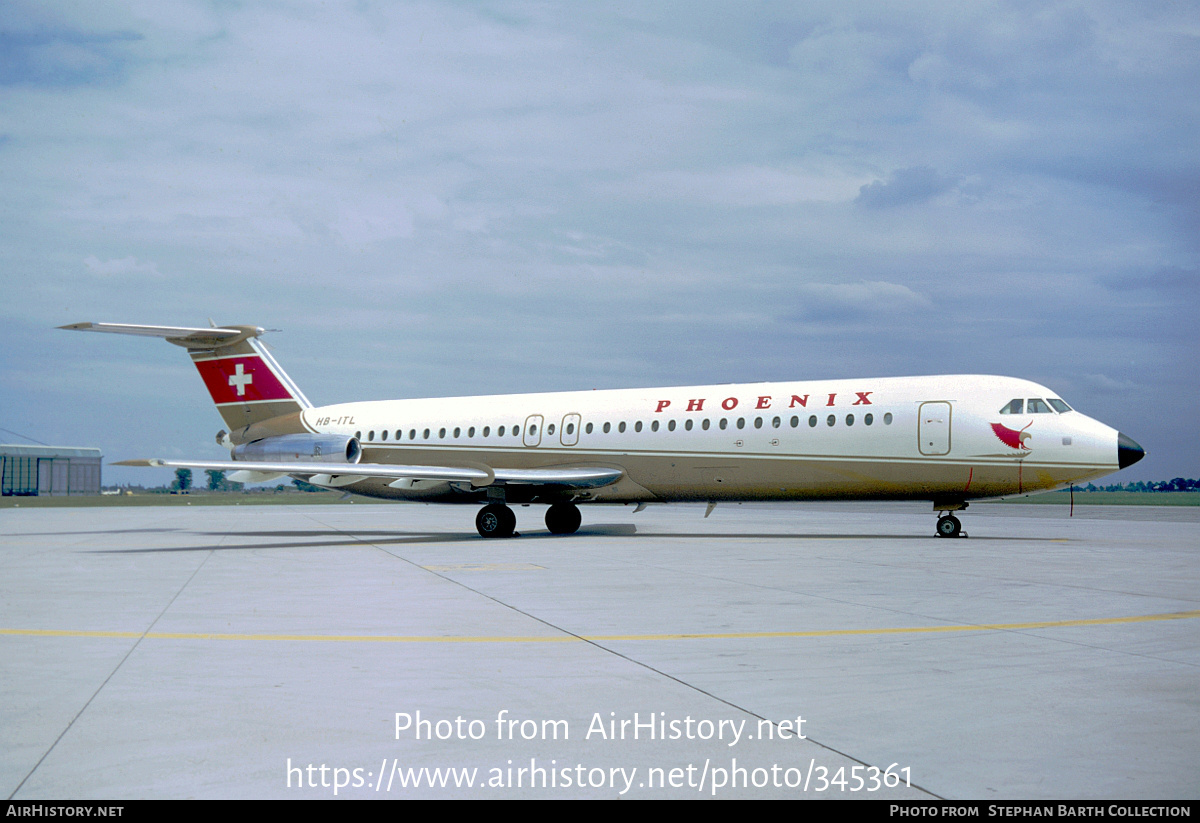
[476,504,516,538]
[936,514,962,538]
[545,503,582,535]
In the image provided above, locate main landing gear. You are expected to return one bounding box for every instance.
[476,504,516,538]
[544,502,582,535]
[473,502,582,538]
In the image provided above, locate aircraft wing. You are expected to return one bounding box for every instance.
[490,467,625,487]
[113,459,624,489]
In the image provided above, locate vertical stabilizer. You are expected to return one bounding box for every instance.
[59,322,311,433]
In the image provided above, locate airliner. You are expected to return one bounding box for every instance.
[61,322,1145,538]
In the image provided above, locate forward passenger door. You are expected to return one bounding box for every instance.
[918,402,952,455]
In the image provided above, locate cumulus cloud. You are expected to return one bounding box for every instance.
[1081,373,1138,394]
[1104,266,1199,295]
[82,255,161,277]
[0,4,142,87]
[791,281,931,321]
[628,165,864,207]
[856,166,961,209]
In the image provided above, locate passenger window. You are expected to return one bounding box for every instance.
[603,422,611,433]
[618,422,626,433]
[585,423,593,434]
[368,430,375,441]
[381,431,388,440]
[884,413,893,425]
[651,420,659,432]
[409,429,416,440]
[1048,399,1072,413]
[1000,399,1024,415]
[439,428,446,438]
[754,417,763,429]
[514,426,521,437]
[468,427,475,437]
[846,414,854,426]
[423,429,430,439]
[684,419,693,431]
[395,430,402,440]
[864,414,873,426]
[736,418,745,429]
[355,431,361,440]
[634,421,642,432]
[719,418,728,430]
[702,419,710,430]
[498,426,506,436]
[826,415,836,427]
[547,424,555,435]
[667,420,676,431]
[1027,399,1051,414]
[565,423,574,434]
[772,416,781,428]
[808,416,817,427]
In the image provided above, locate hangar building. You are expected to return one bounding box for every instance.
[1,444,102,497]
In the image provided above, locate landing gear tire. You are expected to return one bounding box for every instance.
[936,514,962,538]
[476,504,516,538]
[545,503,582,535]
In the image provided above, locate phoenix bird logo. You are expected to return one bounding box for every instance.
[991,421,1032,451]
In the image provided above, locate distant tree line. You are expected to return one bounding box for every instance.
[1080,478,1198,492]
[206,469,244,492]
[291,478,325,492]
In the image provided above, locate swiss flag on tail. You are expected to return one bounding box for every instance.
[194,356,294,404]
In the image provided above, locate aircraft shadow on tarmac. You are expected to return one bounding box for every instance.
[4,528,186,537]
[81,523,1062,554]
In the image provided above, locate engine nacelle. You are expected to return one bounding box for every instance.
[233,434,361,464]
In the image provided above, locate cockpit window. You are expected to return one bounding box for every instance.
[1048,398,1072,413]
[1026,398,1051,413]
[999,399,1023,415]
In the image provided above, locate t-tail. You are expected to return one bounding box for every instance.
[59,322,311,438]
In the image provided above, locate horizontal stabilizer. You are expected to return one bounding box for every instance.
[113,459,625,490]
[59,322,263,350]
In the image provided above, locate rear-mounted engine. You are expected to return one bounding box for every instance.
[232,433,361,464]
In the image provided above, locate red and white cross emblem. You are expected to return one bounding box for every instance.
[228,363,253,396]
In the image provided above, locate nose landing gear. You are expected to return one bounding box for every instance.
[936,514,964,538]
[934,501,968,538]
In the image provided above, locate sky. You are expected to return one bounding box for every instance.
[1,0,1196,486]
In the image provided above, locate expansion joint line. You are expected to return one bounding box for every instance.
[8,537,221,800]
[302,512,944,800]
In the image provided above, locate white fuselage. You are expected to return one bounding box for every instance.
[289,374,1123,506]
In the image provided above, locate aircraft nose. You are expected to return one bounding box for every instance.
[1117,432,1145,469]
